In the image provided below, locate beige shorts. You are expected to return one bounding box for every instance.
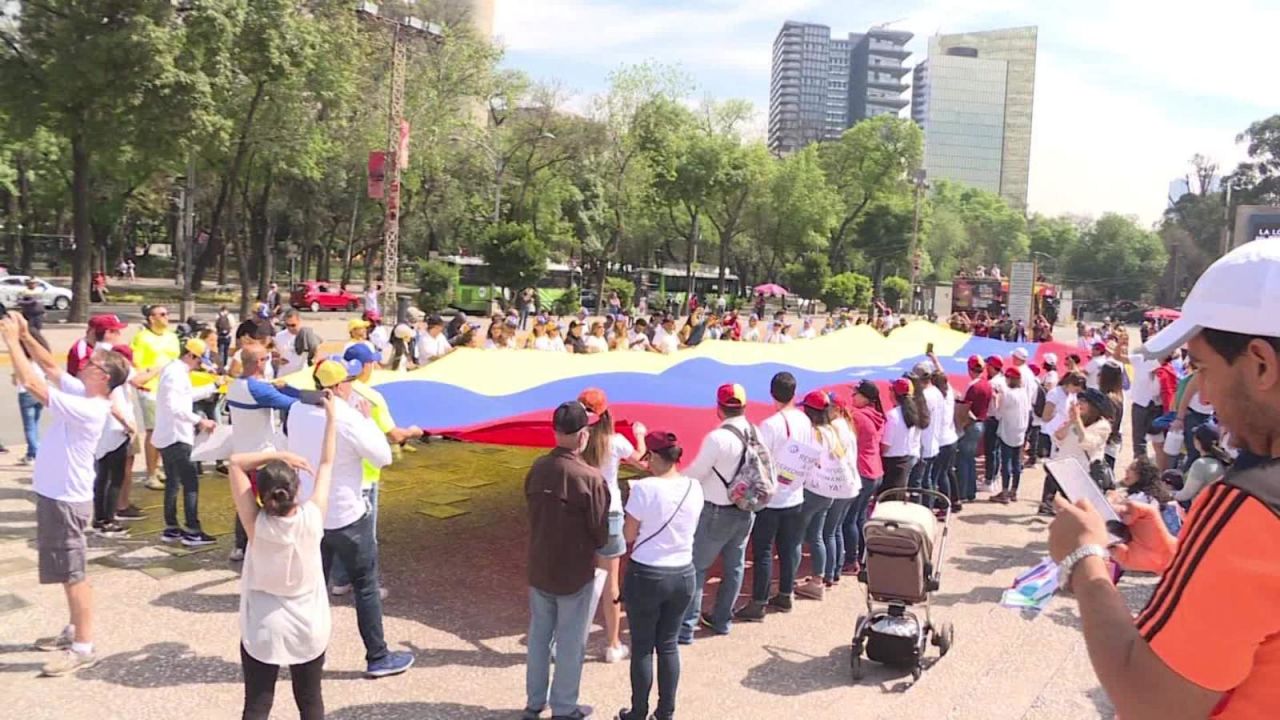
[36,495,91,585]
[138,391,157,431]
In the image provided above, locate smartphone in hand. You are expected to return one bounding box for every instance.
[926,342,934,355]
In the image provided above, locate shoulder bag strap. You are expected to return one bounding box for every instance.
[632,479,694,553]
[713,423,750,488]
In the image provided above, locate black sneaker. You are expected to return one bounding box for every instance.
[160,528,183,543]
[733,602,766,622]
[181,531,216,547]
[767,594,793,613]
[98,522,130,539]
[116,505,147,521]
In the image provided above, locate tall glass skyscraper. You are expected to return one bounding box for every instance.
[910,27,1038,209]
[769,21,912,155]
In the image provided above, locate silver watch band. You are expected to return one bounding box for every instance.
[1058,544,1109,592]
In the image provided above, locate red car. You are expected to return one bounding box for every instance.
[291,281,361,312]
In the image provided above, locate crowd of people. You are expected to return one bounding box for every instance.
[9,241,1280,719]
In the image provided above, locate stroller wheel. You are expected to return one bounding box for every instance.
[911,663,923,682]
[934,621,955,657]
[850,651,864,682]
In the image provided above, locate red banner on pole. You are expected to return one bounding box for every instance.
[367,151,386,199]
[398,119,411,168]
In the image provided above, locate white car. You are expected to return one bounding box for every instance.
[0,276,73,311]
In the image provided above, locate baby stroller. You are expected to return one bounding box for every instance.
[850,488,953,682]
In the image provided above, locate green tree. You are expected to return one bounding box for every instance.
[822,271,872,310]
[1027,214,1083,273]
[819,116,923,272]
[480,222,547,296]
[926,181,1029,274]
[852,197,914,291]
[416,259,455,312]
[744,145,838,279]
[1227,115,1280,206]
[603,276,636,308]
[881,276,911,310]
[1064,214,1167,301]
[782,251,830,305]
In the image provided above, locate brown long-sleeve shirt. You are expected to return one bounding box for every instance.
[525,447,611,595]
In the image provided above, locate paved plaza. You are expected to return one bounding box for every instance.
[0,438,1141,720]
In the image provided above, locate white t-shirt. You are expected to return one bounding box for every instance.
[684,416,756,507]
[274,329,303,375]
[240,503,330,666]
[548,337,566,352]
[34,375,112,503]
[533,336,551,351]
[936,386,959,446]
[95,377,137,459]
[1085,356,1106,389]
[881,406,919,458]
[625,475,704,567]
[758,407,814,509]
[370,325,391,363]
[627,331,651,352]
[654,333,679,354]
[919,385,945,459]
[289,399,392,530]
[584,335,609,354]
[415,330,452,361]
[743,326,761,342]
[1043,386,1078,452]
[599,434,635,515]
[1129,356,1158,407]
[1188,390,1213,415]
[995,383,1033,447]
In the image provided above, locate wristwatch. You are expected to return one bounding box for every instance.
[1057,544,1109,593]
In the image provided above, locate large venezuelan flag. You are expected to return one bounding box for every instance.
[353,322,1077,449]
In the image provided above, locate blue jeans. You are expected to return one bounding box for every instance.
[18,392,42,460]
[843,478,881,568]
[931,443,957,507]
[527,579,594,717]
[1000,440,1023,493]
[330,483,379,587]
[821,498,854,582]
[622,563,695,720]
[321,511,388,663]
[749,504,805,602]
[800,490,834,580]
[682,503,753,638]
[984,418,1002,482]
[159,442,201,532]
[908,455,936,506]
[956,422,983,501]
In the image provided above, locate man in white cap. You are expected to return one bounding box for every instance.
[1010,347,1036,388]
[1049,240,1280,718]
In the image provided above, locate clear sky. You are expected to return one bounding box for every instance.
[494,0,1274,225]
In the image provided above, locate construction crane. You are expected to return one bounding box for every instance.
[355,2,444,315]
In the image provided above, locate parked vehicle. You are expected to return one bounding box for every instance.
[0,275,72,310]
[290,281,361,312]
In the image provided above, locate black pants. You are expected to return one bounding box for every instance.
[160,442,201,532]
[1131,402,1155,457]
[880,455,915,496]
[240,644,325,720]
[983,419,1002,482]
[1041,468,1060,505]
[93,440,130,525]
[622,562,695,720]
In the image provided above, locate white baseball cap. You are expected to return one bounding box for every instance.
[1011,347,1029,361]
[1140,241,1280,359]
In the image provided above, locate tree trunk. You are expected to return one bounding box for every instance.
[233,218,253,319]
[192,80,268,290]
[217,243,228,286]
[68,133,94,323]
[683,211,699,314]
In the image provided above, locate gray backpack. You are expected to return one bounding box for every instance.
[713,423,776,512]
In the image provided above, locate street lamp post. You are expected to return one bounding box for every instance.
[909,168,929,310]
[355,2,443,313]
[450,129,556,224]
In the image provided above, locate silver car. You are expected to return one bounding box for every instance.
[0,275,73,310]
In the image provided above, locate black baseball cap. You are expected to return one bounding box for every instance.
[427,314,444,327]
[552,401,590,434]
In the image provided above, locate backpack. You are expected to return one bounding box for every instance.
[1032,382,1048,418]
[712,422,776,512]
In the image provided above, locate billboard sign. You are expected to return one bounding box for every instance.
[1007,261,1036,327]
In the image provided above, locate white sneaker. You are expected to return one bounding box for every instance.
[331,584,353,596]
[228,548,245,562]
[604,645,630,664]
[379,587,389,601]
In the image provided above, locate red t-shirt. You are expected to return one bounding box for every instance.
[963,377,993,420]
[1155,363,1179,412]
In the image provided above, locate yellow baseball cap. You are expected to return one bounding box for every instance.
[348,318,368,332]
[184,338,207,357]
[313,357,358,388]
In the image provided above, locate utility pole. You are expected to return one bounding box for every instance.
[1220,184,1233,256]
[181,154,196,321]
[909,168,928,308]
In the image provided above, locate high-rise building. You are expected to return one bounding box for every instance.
[769,21,912,155]
[911,26,1038,209]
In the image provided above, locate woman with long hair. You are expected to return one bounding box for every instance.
[929,370,960,509]
[795,391,848,601]
[387,324,416,371]
[880,378,923,495]
[841,380,885,576]
[816,393,862,588]
[1045,388,1113,516]
[584,322,610,354]
[566,321,587,354]
[1118,455,1182,535]
[231,394,337,720]
[578,388,647,663]
[1098,361,1126,470]
[617,430,702,720]
[991,366,1033,504]
[1175,424,1232,507]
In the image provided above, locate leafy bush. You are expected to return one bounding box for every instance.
[479,222,548,293]
[822,272,873,310]
[602,276,636,309]
[552,285,581,316]
[416,259,455,312]
[882,275,911,309]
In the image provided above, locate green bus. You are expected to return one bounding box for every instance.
[433,255,582,314]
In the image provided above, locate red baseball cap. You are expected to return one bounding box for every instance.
[966,355,984,372]
[1003,365,1021,381]
[111,344,134,365]
[985,355,1004,371]
[1029,362,1042,376]
[89,314,127,334]
[891,378,913,396]
[643,430,679,456]
[716,383,746,408]
[577,387,608,416]
[1092,342,1107,354]
[800,390,829,411]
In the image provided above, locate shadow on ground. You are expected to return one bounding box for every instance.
[327,701,506,720]
[740,644,936,697]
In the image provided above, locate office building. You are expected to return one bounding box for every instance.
[911,26,1038,208]
[769,21,912,155]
